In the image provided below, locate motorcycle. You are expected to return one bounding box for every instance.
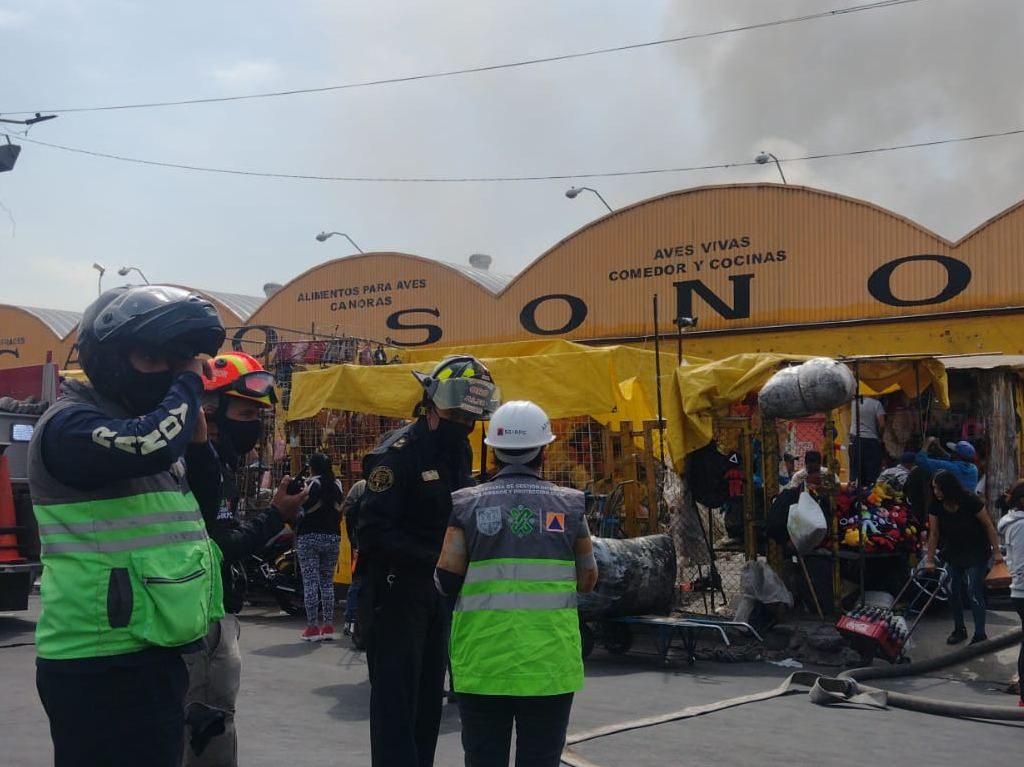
[241,528,305,616]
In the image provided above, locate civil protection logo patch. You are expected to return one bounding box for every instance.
[544,512,565,533]
[476,506,502,536]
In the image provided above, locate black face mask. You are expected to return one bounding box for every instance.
[120,367,174,415]
[435,416,473,452]
[214,416,262,467]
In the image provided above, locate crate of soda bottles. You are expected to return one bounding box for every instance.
[835,606,909,662]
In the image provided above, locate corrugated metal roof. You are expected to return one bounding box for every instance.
[14,306,81,338]
[439,262,513,293]
[193,289,264,321]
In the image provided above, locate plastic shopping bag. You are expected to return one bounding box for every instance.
[787,491,828,554]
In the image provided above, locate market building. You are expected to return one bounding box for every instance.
[242,184,1024,359]
[0,286,264,370]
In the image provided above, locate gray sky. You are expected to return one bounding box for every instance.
[1,0,1022,312]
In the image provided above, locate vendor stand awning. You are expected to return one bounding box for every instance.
[663,353,950,471]
[287,340,674,433]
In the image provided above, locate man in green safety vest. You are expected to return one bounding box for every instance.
[435,400,599,767]
[29,286,228,767]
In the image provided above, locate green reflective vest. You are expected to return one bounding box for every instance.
[449,467,585,696]
[28,383,224,661]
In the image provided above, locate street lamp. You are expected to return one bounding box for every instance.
[117,266,150,284]
[315,231,364,253]
[92,263,106,296]
[565,186,614,213]
[675,316,698,365]
[755,151,787,184]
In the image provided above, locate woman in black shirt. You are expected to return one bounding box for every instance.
[924,470,1004,645]
[296,453,344,642]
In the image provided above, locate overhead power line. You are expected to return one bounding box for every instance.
[0,0,927,116]
[8,126,1024,184]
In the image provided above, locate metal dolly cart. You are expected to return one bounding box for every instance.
[582,614,763,666]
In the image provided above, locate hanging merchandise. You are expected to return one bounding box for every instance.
[373,345,388,365]
[303,340,326,364]
[758,357,856,419]
[358,342,373,366]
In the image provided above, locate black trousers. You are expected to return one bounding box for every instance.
[36,655,188,767]
[362,569,446,767]
[457,692,574,767]
[849,436,883,487]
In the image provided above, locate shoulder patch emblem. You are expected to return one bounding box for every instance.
[509,505,536,537]
[367,465,395,493]
[476,506,502,536]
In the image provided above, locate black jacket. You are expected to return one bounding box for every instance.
[357,418,474,577]
[297,475,343,537]
[188,442,285,614]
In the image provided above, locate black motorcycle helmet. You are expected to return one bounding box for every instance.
[77,285,226,403]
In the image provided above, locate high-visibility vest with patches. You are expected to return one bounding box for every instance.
[449,466,586,696]
[28,384,223,661]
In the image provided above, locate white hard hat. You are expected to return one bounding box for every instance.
[485,400,556,464]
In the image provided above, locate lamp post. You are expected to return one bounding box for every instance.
[315,231,364,253]
[755,151,787,184]
[565,186,614,213]
[117,266,150,285]
[92,263,106,296]
[675,316,698,365]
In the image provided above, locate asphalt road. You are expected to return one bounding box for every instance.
[2,596,1021,766]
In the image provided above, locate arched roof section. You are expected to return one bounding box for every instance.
[502,183,952,293]
[0,305,80,369]
[197,289,264,322]
[244,252,511,346]
[164,285,256,327]
[8,305,81,339]
[495,182,1024,340]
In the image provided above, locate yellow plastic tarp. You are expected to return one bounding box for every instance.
[664,353,949,470]
[289,351,620,422]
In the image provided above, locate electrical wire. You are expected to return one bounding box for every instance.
[6,126,1024,184]
[0,0,928,116]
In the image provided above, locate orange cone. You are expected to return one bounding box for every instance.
[0,454,25,563]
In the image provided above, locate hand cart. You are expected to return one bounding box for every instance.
[582,614,763,666]
[835,560,949,664]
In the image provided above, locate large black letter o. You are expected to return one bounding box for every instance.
[520,294,588,336]
[867,255,971,307]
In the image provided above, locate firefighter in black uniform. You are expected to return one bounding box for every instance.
[358,355,500,767]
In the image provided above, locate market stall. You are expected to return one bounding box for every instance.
[662,352,950,614]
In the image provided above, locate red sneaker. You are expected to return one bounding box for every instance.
[1018,699,1023,708]
[300,626,321,642]
[320,624,336,642]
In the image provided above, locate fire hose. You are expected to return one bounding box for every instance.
[560,627,1024,767]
